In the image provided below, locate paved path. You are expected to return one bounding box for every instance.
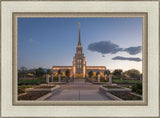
[46,82,111,101]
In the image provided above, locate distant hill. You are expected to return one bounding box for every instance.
[27,68,50,72]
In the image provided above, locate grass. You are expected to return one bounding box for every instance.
[18,78,46,85]
[113,79,141,84]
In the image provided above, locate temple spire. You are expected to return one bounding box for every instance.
[78,22,81,47]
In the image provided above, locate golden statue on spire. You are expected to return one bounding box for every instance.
[78,22,80,29]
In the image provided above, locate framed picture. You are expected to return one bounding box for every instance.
[1,0,159,118]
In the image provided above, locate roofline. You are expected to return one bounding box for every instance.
[86,66,106,68]
[52,66,72,67]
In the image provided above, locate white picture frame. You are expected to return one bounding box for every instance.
[1,0,159,117]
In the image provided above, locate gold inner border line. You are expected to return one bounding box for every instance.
[12,12,148,106]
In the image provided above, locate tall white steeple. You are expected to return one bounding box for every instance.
[78,22,81,47]
[72,23,86,78]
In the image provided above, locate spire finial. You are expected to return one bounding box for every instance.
[78,22,80,29]
[78,22,81,47]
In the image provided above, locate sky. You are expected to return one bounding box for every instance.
[18,18,142,72]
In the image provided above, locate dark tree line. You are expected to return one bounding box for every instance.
[18,67,52,78]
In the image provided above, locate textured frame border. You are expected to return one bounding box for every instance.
[12,12,148,106]
[0,0,159,118]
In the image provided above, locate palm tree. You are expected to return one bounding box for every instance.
[96,71,100,77]
[104,70,110,76]
[47,69,52,74]
[58,69,61,75]
[65,69,70,78]
[65,69,70,82]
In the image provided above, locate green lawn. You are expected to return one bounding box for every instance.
[18,78,46,85]
[113,79,141,84]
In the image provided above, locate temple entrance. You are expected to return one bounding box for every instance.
[76,73,83,78]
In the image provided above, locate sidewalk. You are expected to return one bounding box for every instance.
[46,82,112,101]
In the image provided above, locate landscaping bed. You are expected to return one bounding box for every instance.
[99,85,131,93]
[25,84,58,93]
[34,84,55,89]
[18,84,59,100]
[103,85,122,89]
[109,91,142,100]
[100,84,142,100]
[18,85,36,95]
[18,92,49,100]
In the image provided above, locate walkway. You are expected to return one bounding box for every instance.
[46,82,111,101]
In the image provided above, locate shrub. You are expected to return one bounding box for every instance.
[131,82,142,95]
[101,79,106,82]
[110,91,142,100]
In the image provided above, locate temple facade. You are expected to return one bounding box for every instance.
[52,23,106,78]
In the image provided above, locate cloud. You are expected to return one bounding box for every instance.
[124,46,142,55]
[87,41,122,54]
[87,41,141,55]
[112,56,142,62]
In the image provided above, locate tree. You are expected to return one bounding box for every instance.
[35,67,45,77]
[20,66,27,72]
[88,71,93,78]
[58,69,61,75]
[113,69,123,76]
[65,69,70,78]
[19,66,27,78]
[125,69,140,78]
[96,71,100,76]
[104,70,110,76]
[47,69,52,74]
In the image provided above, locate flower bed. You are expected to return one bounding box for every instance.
[18,92,49,100]
[110,91,142,100]
[18,85,35,95]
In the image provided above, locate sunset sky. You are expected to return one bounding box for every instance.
[18,18,142,72]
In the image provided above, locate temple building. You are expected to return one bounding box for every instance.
[52,23,106,78]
